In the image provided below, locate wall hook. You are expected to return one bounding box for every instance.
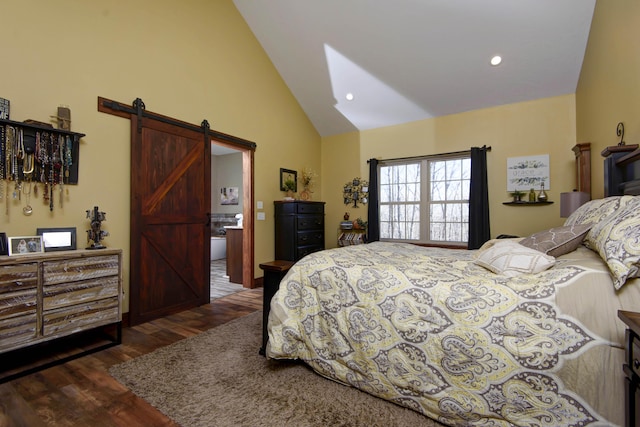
[617,122,625,146]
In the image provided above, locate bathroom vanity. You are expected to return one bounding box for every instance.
[225,226,243,284]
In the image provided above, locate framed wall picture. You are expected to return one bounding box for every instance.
[506,155,550,192]
[280,168,297,192]
[220,187,239,205]
[0,233,7,255]
[37,227,77,252]
[8,236,44,256]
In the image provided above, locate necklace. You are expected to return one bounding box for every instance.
[22,181,32,216]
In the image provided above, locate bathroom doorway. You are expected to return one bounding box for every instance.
[210,141,253,298]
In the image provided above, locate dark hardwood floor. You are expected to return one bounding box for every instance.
[0,288,263,427]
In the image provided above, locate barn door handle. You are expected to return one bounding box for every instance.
[206,213,211,227]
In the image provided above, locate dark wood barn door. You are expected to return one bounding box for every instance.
[129,113,211,325]
[98,97,256,326]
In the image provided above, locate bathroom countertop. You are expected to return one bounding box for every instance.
[223,226,243,230]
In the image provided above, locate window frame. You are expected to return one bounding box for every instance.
[378,152,471,247]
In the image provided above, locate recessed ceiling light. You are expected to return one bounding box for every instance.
[490,55,502,66]
[345,93,354,101]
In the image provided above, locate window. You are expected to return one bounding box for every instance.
[379,154,471,245]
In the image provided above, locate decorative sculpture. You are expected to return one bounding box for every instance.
[86,206,109,249]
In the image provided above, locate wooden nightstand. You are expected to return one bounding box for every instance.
[619,310,640,427]
[258,260,294,355]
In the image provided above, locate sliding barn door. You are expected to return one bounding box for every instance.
[129,105,211,325]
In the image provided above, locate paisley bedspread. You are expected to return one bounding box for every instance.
[267,242,640,427]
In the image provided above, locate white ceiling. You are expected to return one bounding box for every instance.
[233,0,596,137]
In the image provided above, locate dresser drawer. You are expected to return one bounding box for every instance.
[297,245,324,260]
[43,255,120,285]
[297,231,324,247]
[296,203,324,214]
[0,263,38,294]
[0,313,37,352]
[42,296,120,337]
[0,288,37,320]
[43,276,120,311]
[297,215,323,230]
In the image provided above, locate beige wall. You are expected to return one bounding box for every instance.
[576,0,640,197]
[2,0,321,311]
[321,94,577,243]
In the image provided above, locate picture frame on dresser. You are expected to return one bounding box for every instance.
[8,236,44,255]
[37,227,77,252]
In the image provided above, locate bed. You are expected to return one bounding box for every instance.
[266,148,640,426]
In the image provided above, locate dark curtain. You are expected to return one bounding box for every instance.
[468,146,490,249]
[366,158,380,242]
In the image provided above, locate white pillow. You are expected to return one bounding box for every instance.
[474,240,556,277]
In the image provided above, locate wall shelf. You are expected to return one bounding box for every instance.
[502,201,554,206]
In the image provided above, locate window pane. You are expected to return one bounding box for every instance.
[431,181,445,201]
[461,158,471,179]
[431,203,445,221]
[431,222,445,241]
[446,181,461,200]
[446,223,462,241]
[446,160,461,180]
[431,161,446,181]
[447,203,462,222]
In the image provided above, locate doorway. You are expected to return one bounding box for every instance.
[209,139,255,291]
[210,143,247,299]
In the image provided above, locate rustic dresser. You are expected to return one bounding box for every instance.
[0,249,122,379]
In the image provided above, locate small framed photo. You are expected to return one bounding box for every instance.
[280,168,297,192]
[37,227,77,252]
[0,233,7,255]
[8,236,44,256]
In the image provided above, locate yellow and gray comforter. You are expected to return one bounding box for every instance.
[267,242,640,426]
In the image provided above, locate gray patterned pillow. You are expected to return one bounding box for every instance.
[587,197,640,290]
[518,224,592,257]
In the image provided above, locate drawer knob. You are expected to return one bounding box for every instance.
[634,359,640,370]
[15,281,23,286]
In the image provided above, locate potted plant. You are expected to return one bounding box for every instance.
[510,190,524,202]
[283,178,296,198]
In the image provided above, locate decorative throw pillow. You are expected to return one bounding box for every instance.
[564,195,635,227]
[474,240,555,277]
[587,197,640,290]
[584,195,640,249]
[518,224,592,257]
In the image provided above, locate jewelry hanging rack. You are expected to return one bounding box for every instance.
[0,117,84,213]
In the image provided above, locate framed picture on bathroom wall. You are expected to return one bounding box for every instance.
[220,187,239,205]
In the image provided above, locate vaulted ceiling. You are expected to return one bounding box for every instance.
[233,0,596,137]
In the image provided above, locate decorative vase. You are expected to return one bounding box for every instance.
[299,187,311,201]
[538,183,548,202]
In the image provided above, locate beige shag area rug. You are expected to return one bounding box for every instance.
[109,311,444,427]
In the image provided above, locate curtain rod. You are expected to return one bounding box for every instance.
[367,145,491,163]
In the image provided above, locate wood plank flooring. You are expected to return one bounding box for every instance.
[0,288,263,427]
